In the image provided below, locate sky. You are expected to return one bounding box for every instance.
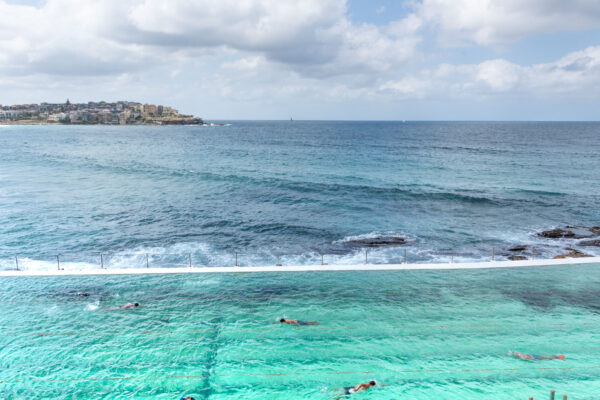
[1,0,600,120]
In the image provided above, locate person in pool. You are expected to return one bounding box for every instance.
[280,318,320,326]
[76,292,90,297]
[104,303,139,310]
[335,381,376,398]
[179,396,195,400]
[506,351,565,361]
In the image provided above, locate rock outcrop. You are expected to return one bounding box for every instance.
[538,226,598,239]
[345,236,406,247]
[508,245,527,252]
[579,239,600,247]
[552,248,592,259]
[539,228,576,239]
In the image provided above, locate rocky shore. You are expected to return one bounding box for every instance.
[336,226,600,261]
[535,226,600,259]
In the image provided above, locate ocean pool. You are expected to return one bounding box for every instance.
[2,263,600,399]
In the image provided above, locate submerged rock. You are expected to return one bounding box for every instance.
[553,248,592,259]
[508,245,527,252]
[345,236,406,247]
[579,239,600,247]
[508,255,528,261]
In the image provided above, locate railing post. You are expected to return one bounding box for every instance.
[100,253,104,269]
[146,253,149,268]
[404,249,407,264]
[321,253,324,265]
[532,247,535,260]
[57,254,60,270]
[235,252,238,267]
[365,249,368,264]
[276,255,282,267]
[492,247,495,261]
[550,390,555,400]
[15,255,19,271]
[451,249,454,263]
[188,253,192,268]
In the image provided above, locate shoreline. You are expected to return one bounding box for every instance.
[1,256,599,277]
[0,122,222,126]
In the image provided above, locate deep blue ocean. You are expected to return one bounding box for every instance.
[1,121,599,270]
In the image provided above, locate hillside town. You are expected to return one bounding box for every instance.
[0,100,204,125]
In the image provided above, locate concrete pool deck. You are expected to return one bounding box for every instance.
[1,256,599,277]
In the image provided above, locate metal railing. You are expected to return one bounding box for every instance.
[529,390,568,400]
[0,246,547,272]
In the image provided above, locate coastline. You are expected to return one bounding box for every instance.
[2,256,599,277]
[0,121,222,126]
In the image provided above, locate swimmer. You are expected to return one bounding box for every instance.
[335,381,376,398]
[280,318,320,326]
[104,303,139,310]
[179,396,195,400]
[506,351,565,361]
[77,292,90,297]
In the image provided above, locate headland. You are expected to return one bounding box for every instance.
[0,99,213,125]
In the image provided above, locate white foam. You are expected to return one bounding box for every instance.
[1,257,599,277]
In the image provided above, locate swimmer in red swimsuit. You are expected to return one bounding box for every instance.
[335,381,376,398]
[280,318,320,326]
[507,351,565,361]
[104,303,139,310]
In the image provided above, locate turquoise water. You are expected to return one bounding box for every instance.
[2,264,600,399]
[1,122,600,271]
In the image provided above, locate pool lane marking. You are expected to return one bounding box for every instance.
[1,322,596,338]
[2,365,600,384]
[2,289,600,305]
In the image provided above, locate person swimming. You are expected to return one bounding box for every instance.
[280,318,320,326]
[104,303,139,310]
[335,381,376,398]
[179,396,195,400]
[506,351,565,361]
[76,292,90,297]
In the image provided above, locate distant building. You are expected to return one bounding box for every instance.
[0,100,199,125]
[143,104,158,117]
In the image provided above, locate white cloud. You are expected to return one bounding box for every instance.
[476,59,520,91]
[1,0,600,118]
[0,0,421,81]
[380,46,600,98]
[406,0,600,46]
[379,76,431,97]
[221,56,266,71]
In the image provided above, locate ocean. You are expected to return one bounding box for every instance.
[1,121,599,270]
[2,121,600,399]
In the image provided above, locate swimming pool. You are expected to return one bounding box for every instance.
[2,263,600,399]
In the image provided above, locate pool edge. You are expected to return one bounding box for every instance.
[1,256,600,277]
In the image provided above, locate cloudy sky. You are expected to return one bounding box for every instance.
[1,0,600,120]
